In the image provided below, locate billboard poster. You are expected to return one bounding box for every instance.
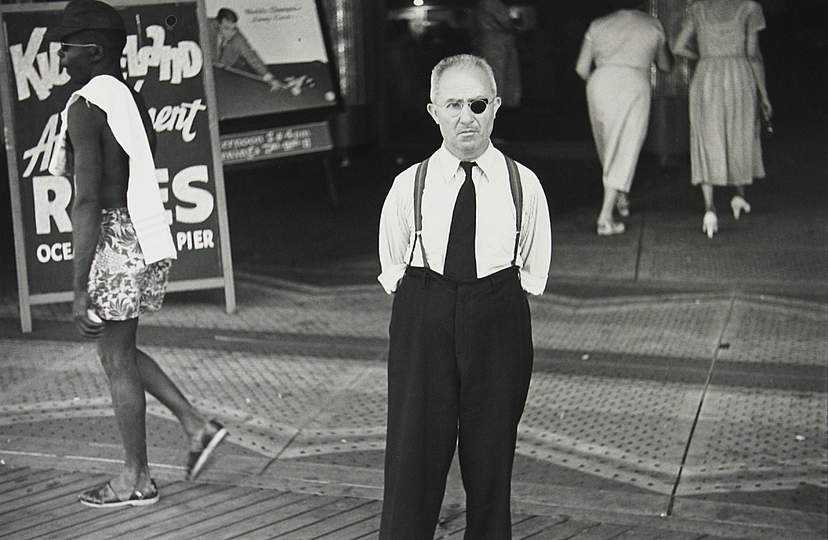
[203,0,338,120]
[0,0,235,331]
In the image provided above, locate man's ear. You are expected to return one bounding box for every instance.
[89,44,105,62]
[426,103,440,125]
[491,96,502,117]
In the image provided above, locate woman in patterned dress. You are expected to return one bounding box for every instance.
[673,0,773,238]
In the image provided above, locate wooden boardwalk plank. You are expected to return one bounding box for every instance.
[614,526,678,540]
[0,469,65,501]
[434,507,468,538]
[622,531,706,540]
[3,474,122,540]
[13,479,205,540]
[0,466,43,487]
[268,497,378,539]
[73,483,255,540]
[311,500,383,539]
[146,490,317,540]
[227,495,368,539]
[568,522,635,539]
[1,470,89,518]
[509,514,571,539]
[516,518,600,540]
[3,497,79,538]
[65,482,240,540]
[1,464,801,540]
[2,474,105,533]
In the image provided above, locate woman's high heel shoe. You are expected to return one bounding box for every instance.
[702,211,718,239]
[731,196,751,220]
[597,216,625,236]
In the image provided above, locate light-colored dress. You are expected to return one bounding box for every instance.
[682,0,766,186]
[578,10,667,193]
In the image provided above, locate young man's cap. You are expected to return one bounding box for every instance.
[47,0,126,42]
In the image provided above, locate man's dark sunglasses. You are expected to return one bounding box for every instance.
[438,99,491,117]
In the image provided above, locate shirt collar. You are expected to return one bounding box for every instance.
[435,141,500,183]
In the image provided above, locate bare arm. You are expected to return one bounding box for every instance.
[747,31,772,117]
[575,36,593,81]
[655,38,673,72]
[68,99,106,336]
[672,21,698,60]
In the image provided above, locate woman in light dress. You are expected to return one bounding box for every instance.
[673,0,773,238]
[576,4,672,236]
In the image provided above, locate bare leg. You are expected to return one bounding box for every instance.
[736,185,746,199]
[701,184,718,237]
[701,184,715,213]
[96,318,153,495]
[136,348,205,447]
[597,185,625,235]
[599,186,618,223]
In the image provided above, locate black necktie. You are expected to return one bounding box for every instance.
[444,161,477,280]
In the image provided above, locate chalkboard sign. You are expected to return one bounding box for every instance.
[0,0,235,332]
[220,121,333,164]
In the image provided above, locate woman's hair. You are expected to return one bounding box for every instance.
[430,54,497,102]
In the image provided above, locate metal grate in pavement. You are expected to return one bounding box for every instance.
[717,299,828,366]
[680,387,828,495]
[530,297,731,359]
[519,373,701,494]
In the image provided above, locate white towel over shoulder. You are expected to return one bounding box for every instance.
[50,74,177,264]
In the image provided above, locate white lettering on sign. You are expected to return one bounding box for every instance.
[32,175,73,234]
[172,165,214,223]
[148,99,206,142]
[12,25,203,103]
[176,229,215,251]
[22,113,61,178]
[36,242,73,263]
[31,166,214,236]
[220,124,331,163]
[155,168,173,225]
[124,26,203,84]
[10,29,69,102]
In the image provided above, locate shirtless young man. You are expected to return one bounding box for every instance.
[49,0,227,508]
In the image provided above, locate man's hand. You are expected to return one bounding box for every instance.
[73,293,104,339]
[262,72,284,92]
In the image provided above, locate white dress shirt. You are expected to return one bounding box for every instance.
[378,143,552,295]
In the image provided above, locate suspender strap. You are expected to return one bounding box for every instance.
[504,155,522,266]
[410,155,522,268]
[409,157,430,268]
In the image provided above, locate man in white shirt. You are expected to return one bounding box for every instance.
[378,54,552,540]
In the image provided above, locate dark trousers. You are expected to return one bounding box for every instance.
[379,266,534,540]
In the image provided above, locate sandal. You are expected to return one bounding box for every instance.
[79,479,159,508]
[597,217,625,236]
[186,420,228,481]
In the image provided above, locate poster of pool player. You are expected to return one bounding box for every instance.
[204,0,338,120]
[0,0,235,332]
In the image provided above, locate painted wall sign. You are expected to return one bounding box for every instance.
[0,0,235,331]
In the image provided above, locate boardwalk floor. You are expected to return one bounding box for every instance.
[0,464,804,540]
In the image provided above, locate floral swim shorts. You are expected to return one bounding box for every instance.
[87,208,172,321]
